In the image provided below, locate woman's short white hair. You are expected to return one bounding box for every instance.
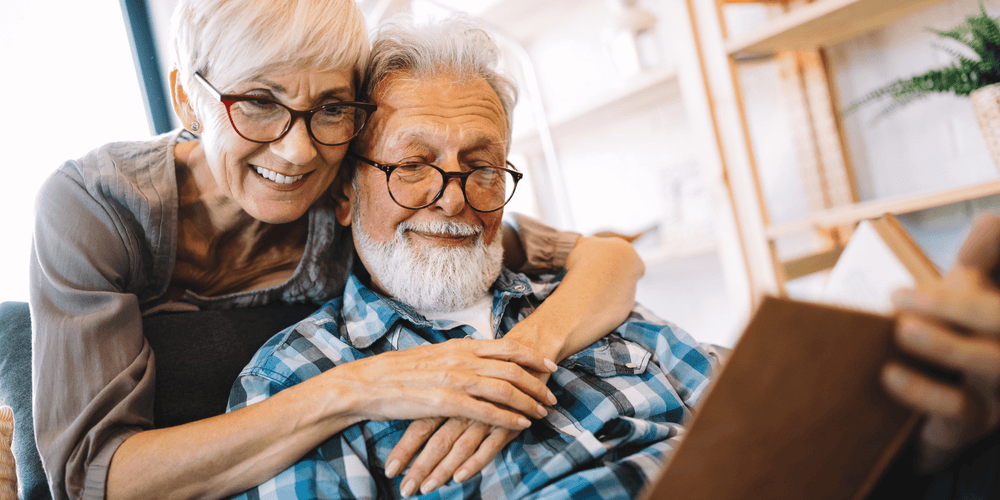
[362,15,519,149]
[171,0,370,106]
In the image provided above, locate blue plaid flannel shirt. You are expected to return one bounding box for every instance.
[227,268,722,499]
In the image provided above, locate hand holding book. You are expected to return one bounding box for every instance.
[886,213,1000,473]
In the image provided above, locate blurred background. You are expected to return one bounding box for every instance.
[4,0,1000,347]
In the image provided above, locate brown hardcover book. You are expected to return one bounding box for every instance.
[641,296,921,500]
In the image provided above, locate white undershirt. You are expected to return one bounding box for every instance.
[418,294,495,340]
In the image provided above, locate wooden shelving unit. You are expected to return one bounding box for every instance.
[685,0,978,300]
[726,0,949,57]
[767,180,1000,239]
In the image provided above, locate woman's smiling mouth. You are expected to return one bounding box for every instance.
[254,165,306,184]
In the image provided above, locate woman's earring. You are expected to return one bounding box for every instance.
[190,121,200,132]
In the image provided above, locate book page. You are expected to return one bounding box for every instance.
[820,221,916,315]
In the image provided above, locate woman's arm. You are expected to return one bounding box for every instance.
[504,233,645,362]
[106,339,557,500]
[500,214,645,360]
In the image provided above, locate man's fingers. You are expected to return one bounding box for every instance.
[415,423,492,495]
[452,427,518,483]
[386,418,445,478]
[397,418,471,497]
[955,214,1000,273]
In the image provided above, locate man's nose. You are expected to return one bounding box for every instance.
[269,117,319,165]
[433,163,469,216]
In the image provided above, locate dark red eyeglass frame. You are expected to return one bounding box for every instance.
[193,72,377,146]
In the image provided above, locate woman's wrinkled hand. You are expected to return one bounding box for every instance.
[328,337,557,431]
[886,213,1000,472]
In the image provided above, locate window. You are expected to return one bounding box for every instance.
[0,1,150,302]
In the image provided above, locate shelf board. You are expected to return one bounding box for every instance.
[766,179,1000,239]
[512,66,680,146]
[725,0,948,58]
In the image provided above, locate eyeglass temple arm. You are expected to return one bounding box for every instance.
[193,72,222,101]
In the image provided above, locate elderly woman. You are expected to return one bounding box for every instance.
[29,1,644,499]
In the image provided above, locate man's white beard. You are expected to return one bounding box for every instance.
[353,208,504,314]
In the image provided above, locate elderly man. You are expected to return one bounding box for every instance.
[225,16,722,500]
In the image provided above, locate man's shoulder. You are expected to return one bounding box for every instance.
[239,300,348,384]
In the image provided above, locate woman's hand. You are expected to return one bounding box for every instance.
[326,338,557,430]
[885,214,1000,472]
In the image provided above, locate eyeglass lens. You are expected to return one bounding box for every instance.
[228,100,369,145]
[388,165,517,211]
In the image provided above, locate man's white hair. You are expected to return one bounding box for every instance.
[356,15,518,153]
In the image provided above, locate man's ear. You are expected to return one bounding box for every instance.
[170,69,199,133]
[333,173,355,227]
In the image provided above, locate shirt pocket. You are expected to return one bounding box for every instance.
[560,334,651,377]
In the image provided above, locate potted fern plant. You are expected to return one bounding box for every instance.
[847,4,1000,167]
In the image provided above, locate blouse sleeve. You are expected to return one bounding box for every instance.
[508,213,581,274]
[30,169,154,500]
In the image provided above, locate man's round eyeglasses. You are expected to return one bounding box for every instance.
[194,72,376,146]
[349,152,523,213]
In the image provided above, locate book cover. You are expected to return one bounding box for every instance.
[641,296,919,500]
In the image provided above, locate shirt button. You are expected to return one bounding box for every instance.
[625,363,638,369]
[514,284,526,291]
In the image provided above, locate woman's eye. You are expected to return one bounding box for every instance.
[246,99,278,111]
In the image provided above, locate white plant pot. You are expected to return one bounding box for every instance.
[969,83,1000,169]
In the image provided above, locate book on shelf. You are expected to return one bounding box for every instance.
[643,214,938,499]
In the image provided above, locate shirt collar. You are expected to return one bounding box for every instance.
[340,267,534,349]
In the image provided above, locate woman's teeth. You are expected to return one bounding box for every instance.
[255,166,304,184]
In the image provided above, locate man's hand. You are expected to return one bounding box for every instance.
[885,214,1000,472]
[385,418,520,497]
[383,327,562,496]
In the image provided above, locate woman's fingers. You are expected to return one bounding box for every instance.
[465,338,559,374]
